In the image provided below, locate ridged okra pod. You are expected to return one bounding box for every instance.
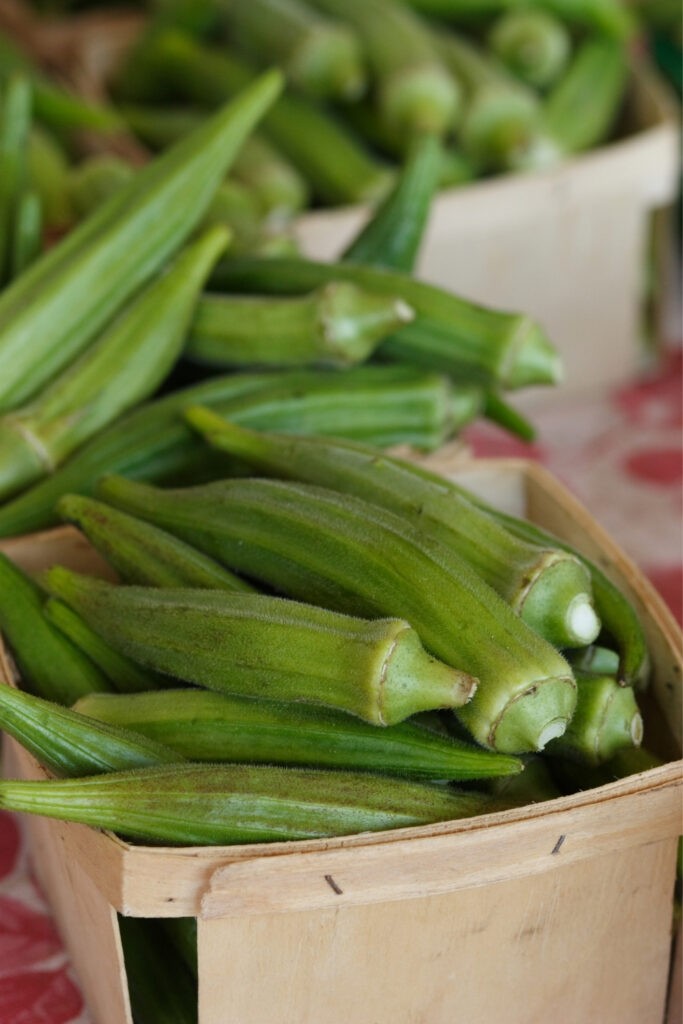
[488,9,570,90]
[0,682,181,777]
[58,495,253,592]
[0,225,229,501]
[141,32,392,205]
[545,671,644,766]
[0,763,492,844]
[0,68,282,411]
[187,284,414,368]
[0,365,463,538]
[44,599,168,694]
[307,0,461,142]
[75,688,523,779]
[0,75,32,286]
[119,917,197,1024]
[0,553,109,704]
[211,257,562,389]
[185,413,600,648]
[224,0,367,101]
[26,126,73,232]
[45,570,475,725]
[10,188,42,278]
[97,475,577,752]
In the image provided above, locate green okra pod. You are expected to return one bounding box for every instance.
[74,688,523,780]
[44,599,168,695]
[0,762,492,844]
[58,495,253,592]
[137,31,392,205]
[119,916,198,1024]
[10,188,42,278]
[161,918,198,980]
[26,126,74,232]
[569,644,619,677]
[343,132,443,272]
[0,682,181,778]
[45,570,476,725]
[307,0,461,141]
[0,68,282,412]
[211,257,562,389]
[545,670,644,766]
[0,225,229,501]
[184,413,600,648]
[0,75,32,286]
[97,475,577,753]
[0,553,109,705]
[224,0,367,101]
[488,9,571,90]
[400,0,636,40]
[66,155,135,220]
[187,284,414,368]
[482,390,537,442]
[0,365,461,538]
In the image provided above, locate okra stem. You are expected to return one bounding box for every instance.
[187,284,414,368]
[45,569,476,725]
[75,688,523,779]
[97,475,576,753]
[0,763,492,844]
[488,9,571,90]
[211,256,562,389]
[0,682,181,778]
[545,671,644,765]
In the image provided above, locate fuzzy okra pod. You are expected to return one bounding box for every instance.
[211,257,561,389]
[96,475,577,753]
[45,570,476,725]
[184,414,600,649]
[0,763,491,844]
[0,225,229,502]
[0,365,463,538]
[0,553,109,704]
[0,68,282,412]
[57,495,253,592]
[545,670,644,765]
[187,284,414,368]
[0,682,181,777]
[75,688,523,780]
[223,0,367,101]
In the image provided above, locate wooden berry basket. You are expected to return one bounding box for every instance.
[0,456,681,1024]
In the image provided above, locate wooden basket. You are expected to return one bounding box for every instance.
[1,456,681,1024]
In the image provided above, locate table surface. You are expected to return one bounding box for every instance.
[1,349,681,1024]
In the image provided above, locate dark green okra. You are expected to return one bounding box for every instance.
[0,553,109,704]
[45,571,476,725]
[74,688,523,779]
[0,225,229,502]
[96,475,577,753]
[211,257,562,389]
[187,284,415,369]
[0,682,181,777]
[0,762,492,844]
[10,188,42,278]
[0,75,32,286]
[0,68,282,412]
[119,916,197,1024]
[184,413,600,649]
[0,365,463,538]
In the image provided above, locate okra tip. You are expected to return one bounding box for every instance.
[516,555,601,650]
[380,627,477,725]
[502,316,563,390]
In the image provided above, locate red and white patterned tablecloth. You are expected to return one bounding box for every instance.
[0,349,681,1024]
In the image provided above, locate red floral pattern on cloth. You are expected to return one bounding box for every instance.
[0,352,681,1024]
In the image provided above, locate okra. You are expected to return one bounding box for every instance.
[138,32,392,205]
[0,553,109,705]
[26,126,74,232]
[0,682,181,778]
[0,225,229,501]
[10,188,41,278]
[307,0,462,141]
[184,413,599,648]
[224,0,367,101]
[434,30,542,171]
[550,743,664,795]
[541,37,628,156]
[0,762,492,844]
[545,670,644,765]
[212,256,562,389]
[400,0,636,39]
[0,68,282,411]
[0,365,460,538]
[463,501,650,686]
[0,75,32,286]
[46,570,475,725]
[488,9,571,89]
[75,687,523,779]
[44,600,168,694]
[67,155,135,220]
[569,644,620,677]
[119,917,197,1024]
[482,390,536,442]
[343,132,443,272]
[488,753,562,805]
[187,284,414,368]
[161,918,198,980]
[97,475,577,753]
[57,495,253,592]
